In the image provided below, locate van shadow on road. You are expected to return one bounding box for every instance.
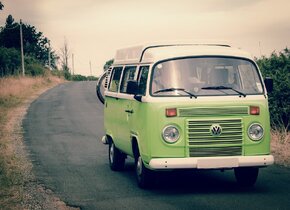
[117,159,273,194]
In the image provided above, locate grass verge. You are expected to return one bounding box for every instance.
[0,73,69,209]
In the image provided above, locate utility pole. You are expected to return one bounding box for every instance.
[72,53,75,75]
[48,41,51,70]
[20,19,25,76]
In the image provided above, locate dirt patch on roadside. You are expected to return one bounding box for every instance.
[271,130,290,167]
[0,77,79,209]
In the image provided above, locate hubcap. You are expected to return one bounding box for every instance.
[136,156,142,177]
[109,143,114,164]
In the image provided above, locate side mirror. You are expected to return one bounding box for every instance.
[127,80,139,95]
[264,77,273,93]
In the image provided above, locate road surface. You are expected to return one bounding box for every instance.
[23,82,290,210]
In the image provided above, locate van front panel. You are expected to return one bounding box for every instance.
[140,96,270,164]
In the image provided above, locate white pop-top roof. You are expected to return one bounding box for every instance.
[113,41,253,65]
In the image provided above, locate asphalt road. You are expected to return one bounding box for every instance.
[23,81,290,210]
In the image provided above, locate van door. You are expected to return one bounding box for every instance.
[128,66,150,154]
[105,66,123,147]
[118,66,138,154]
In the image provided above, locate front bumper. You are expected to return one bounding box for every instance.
[149,155,274,170]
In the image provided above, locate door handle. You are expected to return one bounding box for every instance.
[125,109,134,114]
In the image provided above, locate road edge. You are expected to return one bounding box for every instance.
[12,82,80,209]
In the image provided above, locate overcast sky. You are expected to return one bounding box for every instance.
[1,0,289,76]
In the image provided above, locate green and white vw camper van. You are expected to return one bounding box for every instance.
[97,42,274,188]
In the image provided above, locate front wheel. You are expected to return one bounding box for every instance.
[135,154,153,189]
[109,141,125,171]
[234,167,259,187]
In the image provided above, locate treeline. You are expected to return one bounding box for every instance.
[0,14,95,81]
[256,48,290,130]
[70,74,98,81]
[0,15,59,77]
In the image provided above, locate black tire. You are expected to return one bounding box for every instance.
[234,167,259,187]
[109,141,125,171]
[135,153,153,189]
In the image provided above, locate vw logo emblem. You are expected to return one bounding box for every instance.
[210,124,222,136]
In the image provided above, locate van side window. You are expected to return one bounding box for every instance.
[108,67,123,92]
[138,66,149,96]
[120,66,137,93]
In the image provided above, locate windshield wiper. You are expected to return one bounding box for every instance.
[154,88,197,99]
[201,86,246,97]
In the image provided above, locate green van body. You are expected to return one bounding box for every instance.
[100,42,274,187]
[105,98,271,164]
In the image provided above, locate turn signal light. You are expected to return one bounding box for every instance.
[166,108,177,117]
[250,106,260,115]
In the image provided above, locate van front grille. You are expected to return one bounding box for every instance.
[179,106,248,117]
[187,119,243,157]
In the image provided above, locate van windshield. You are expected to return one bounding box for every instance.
[151,57,263,97]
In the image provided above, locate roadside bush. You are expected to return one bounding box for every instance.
[0,47,21,77]
[25,63,44,76]
[63,70,71,80]
[70,74,98,81]
[51,69,63,78]
[24,56,45,76]
[256,48,290,130]
[0,47,50,77]
[71,74,87,81]
[87,76,98,81]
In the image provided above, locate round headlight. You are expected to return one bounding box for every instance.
[248,123,264,141]
[162,125,180,143]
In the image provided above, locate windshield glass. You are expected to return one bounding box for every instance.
[151,57,263,97]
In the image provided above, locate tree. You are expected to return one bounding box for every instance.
[0,2,4,10]
[0,47,21,76]
[0,15,19,49]
[256,48,290,130]
[0,15,57,67]
[103,59,114,71]
[59,38,71,79]
[0,14,60,77]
